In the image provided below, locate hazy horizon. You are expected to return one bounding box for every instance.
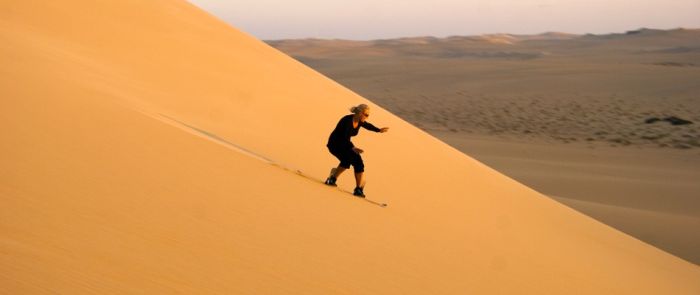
[188,0,700,40]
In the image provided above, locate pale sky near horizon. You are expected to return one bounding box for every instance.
[188,0,700,40]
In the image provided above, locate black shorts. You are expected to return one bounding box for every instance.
[328,146,364,173]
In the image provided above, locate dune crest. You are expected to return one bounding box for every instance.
[1,0,699,293]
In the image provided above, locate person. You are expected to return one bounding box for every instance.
[324,104,389,197]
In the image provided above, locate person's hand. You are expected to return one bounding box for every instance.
[380,127,389,133]
[352,147,364,154]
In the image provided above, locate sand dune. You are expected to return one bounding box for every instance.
[2,0,699,294]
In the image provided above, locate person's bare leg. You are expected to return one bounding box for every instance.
[354,172,364,188]
[333,166,347,178]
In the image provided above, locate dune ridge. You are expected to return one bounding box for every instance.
[2,0,699,294]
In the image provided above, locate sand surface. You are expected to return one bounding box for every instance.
[436,132,700,265]
[2,1,700,293]
[269,31,700,265]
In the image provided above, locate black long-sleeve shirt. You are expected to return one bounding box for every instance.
[327,114,381,150]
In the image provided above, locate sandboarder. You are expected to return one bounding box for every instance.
[324,104,389,197]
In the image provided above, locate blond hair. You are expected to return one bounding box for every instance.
[350,104,370,114]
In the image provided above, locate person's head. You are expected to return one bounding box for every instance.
[350,104,370,122]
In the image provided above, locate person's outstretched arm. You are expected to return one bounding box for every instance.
[362,122,389,133]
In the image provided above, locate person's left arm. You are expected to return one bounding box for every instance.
[362,122,389,133]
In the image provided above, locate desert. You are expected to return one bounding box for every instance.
[2,0,699,293]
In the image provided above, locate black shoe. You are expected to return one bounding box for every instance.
[325,168,338,186]
[353,187,365,198]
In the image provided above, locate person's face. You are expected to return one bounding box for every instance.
[360,109,370,121]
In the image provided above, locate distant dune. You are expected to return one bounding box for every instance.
[2,1,699,294]
[269,29,700,60]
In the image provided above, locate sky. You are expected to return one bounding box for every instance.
[188,0,700,40]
